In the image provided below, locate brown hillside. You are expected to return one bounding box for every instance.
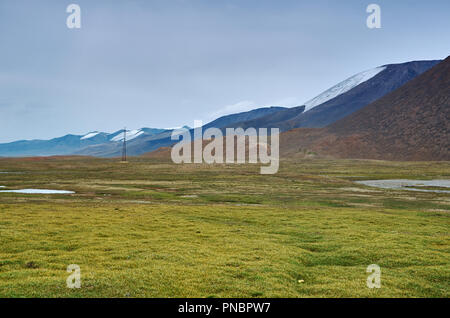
[141,137,270,161]
[281,56,450,161]
[141,147,172,159]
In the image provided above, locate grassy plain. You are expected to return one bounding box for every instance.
[0,157,449,297]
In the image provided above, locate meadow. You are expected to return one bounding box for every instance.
[0,156,448,297]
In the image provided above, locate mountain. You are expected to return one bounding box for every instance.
[0,132,109,157]
[303,66,387,111]
[203,106,286,130]
[223,106,306,132]
[280,56,450,161]
[74,106,289,157]
[0,59,443,158]
[0,128,166,157]
[228,60,440,132]
[0,106,285,157]
[288,60,441,128]
[73,128,180,157]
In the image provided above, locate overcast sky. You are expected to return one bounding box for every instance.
[0,0,449,142]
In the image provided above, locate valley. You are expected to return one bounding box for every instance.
[0,156,448,297]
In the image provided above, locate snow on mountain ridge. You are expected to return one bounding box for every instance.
[110,129,144,142]
[303,66,387,111]
[80,132,100,140]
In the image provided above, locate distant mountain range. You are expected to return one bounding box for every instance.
[0,58,445,159]
[0,105,286,157]
[0,128,168,157]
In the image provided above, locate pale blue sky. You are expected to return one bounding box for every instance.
[0,0,449,142]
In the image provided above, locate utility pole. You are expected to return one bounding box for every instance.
[121,127,127,162]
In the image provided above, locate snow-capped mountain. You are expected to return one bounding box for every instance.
[303,66,386,111]
[279,57,450,161]
[199,60,441,134]
[0,59,441,158]
[0,127,168,157]
[80,132,101,140]
[110,129,144,142]
[292,60,441,128]
[75,107,287,157]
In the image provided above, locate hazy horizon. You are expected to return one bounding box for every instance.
[1,0,449,142]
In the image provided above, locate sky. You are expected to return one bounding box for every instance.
[0,0,449,142]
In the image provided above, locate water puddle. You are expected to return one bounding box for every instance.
[355,179,450,194]
[0,187,74,194]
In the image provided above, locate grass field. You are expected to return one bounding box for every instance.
[0,157,449,297]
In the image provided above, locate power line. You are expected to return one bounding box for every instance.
[121,127,127,162]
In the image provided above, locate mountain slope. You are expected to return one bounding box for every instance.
[0,133,110,157]
[215,60,440,133]
[0,105,290,157]
[0,128,166,157]
[286,60,441,129]
[75,106,289,157]
[1,60,443,158]
[303,66,387,111]
[203,106,286,130]
[280,57,450,161]
[227,106,306,132]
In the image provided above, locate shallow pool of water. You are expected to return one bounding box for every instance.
[355,179,450,194]
[0,188,74,194]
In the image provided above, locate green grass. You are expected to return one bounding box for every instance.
[0,157,449,297]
